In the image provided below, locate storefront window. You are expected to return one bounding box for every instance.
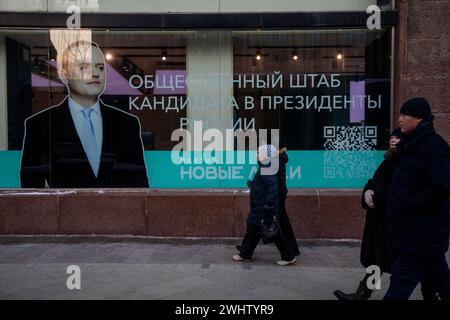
[0,28,392,188]
[232,29,391,187]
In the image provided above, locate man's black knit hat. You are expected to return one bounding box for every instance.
[400,97,432,120]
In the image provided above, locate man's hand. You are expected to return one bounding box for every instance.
[364,189,375,209]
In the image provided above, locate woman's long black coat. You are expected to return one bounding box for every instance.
[360,158,397,273]
[278,152,300,256]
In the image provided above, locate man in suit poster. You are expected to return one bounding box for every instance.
[20,40,149,188]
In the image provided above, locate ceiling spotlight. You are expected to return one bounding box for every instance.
[255,52,261,61]
[105,53,113,61]
[292,52,298,61]
[122,57,129,70]
[161,49,168,61]
[49,47,57,62]
[337,52,343,60]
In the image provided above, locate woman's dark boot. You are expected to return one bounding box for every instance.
[420,275,440,300]
[422,292,440,300]
[333,280,373,301]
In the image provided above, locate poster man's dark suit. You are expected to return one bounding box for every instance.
[20,98,149,188]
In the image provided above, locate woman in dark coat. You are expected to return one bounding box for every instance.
[277,147,300,256]
[333,129,438,300]
[233,144,296,266]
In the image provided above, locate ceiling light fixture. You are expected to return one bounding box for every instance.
[161,49,168,61]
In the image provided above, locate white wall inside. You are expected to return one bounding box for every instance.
[186,31,234,151]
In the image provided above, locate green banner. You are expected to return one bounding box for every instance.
[1,150,384,189]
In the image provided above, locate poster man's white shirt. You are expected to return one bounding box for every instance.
[68,97,103,164]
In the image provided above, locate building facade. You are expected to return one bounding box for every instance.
[0,0,448,238]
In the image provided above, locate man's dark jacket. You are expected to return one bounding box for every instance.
[386,122,450,257]
[20,98,149,188]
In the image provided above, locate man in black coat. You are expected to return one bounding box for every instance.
[20,40,149,188]
[334,128,437,300]
[383,97,450,300]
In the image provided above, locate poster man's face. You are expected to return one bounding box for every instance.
[63,45,105,98]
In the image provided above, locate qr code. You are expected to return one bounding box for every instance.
[323,126,377,151]
[323,126,378,179]
[323,150,378,179]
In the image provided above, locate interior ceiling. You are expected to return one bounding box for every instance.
[5,29,380,76]
[1,29,385,51]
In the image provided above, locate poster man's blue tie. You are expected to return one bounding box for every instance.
[82,109,100,177]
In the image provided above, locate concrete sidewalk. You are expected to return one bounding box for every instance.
[0,236,446,300]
